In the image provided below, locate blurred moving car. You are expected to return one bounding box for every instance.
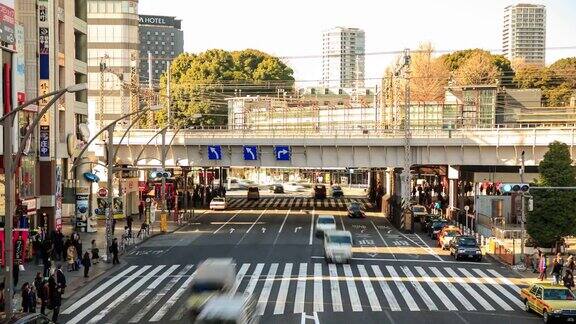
[347,202,366,218]
[314,184,327,199]
[188,258,237,321]
[246,186,260,200]
[449,235,482,261]
[331,185,344,198]
[269,184,284,194]
[429,219,449,239]
[324,230,353,263]
[411,205,428,223]
[422,214,439,233]
[209,197,227,210]
[437,226,461,250]
[521,282,576,324]
[315,215,336,237]
[194,294,259,324]
[283,182,305,192]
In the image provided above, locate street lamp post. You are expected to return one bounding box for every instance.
[2,84,87,317]
[72,105,160,262]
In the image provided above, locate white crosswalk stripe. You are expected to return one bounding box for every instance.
[228,197,373,209]
[60,263,527,322]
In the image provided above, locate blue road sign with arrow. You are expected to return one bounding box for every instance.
[207,145,222,160]
[274,146,290,161]
[243,145,258,160]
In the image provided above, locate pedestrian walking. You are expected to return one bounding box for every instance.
[539,253,548,281]
[110,238,120,265]
[91,239,100,264]
[67,244,77,271]
[82,251,91,278]
[55,264,67,295]
[21,282,31,312]
[34,272,43,293]
[48,275,61,323]
[28,285,37,313]
[552,254,564,285]
[566,255,575,275]
[564,271,575,291]
[13,263,20,289]
[531,249,541,273]
[112,218,117,235]
[138,201,144,221]
[0,282,5,312]
[39,279,49,316]
[127,214,133,237]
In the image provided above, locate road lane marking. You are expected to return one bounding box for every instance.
[257,263,279,315]
[213,210,242,234]
[328,264,343,312]
[444,267,494,311]
[343,264,363,312]
[398,232,444,262]
[274,263,293,315]
[309,211,315,245]
[266,198,275,208]
[340,216,346,231]
[357,264,382,311]
[310,255,490,265]
[458,268,513,311]
[337,199,343,208]
[62,265,138,314]
[386,266,419,311]
[67,266,152,324]
[429,267,475,311]
[247,209,268,233]
[244,263,265,296]
[473,269,524,309]
[281,198,289,208]
[278,209,291,233]
[414,266,457,311]
[128,265,194,323]
[294,263,308,313]
[400,266,438,311]
[230,263,251,295]
[149,272,195,322]
[273,199,281,208]
[301,311,320,324]
[88,265,165,323]
[371,220,396,259]
[313,263,324,313]
[329,199,335,207]
[371,265,401,311]
[486,269,522,294]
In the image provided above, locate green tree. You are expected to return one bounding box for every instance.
[527,141,576,248]
[440,49,512,85]
[155,49,294,127]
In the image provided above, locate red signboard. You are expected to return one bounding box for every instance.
[0,228,29,266]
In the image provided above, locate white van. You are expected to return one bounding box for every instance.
[324,230,353,263]
[195,294,259,324]
[188,258,237,320]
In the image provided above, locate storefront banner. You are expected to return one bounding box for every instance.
[0,228,29,266]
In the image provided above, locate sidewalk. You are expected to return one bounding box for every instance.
[0,213,194,313]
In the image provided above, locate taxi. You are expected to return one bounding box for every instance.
[437,226,461,250]
[521,282,576,323]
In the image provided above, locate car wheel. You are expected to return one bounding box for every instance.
[524,299,531,313]
[455,255,459,261]
[477,256,482,262]
[543,310,549,323]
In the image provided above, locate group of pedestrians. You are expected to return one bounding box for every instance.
[18,266,66,322]
[534,250,575,290]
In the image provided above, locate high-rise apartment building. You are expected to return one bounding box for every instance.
[322,27,365,89]
[502,3,546,66]
[87,0,139,131]
[12,0,88,230]
[139,14,183,86]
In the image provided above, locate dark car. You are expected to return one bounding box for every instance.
[429,219,449,239]
[449,235,482,261]
[347,202,366,218]
[269,184,284,194]
[247,186,260,201]
[314,184,327,199]
[422,214,440,233]
[1,313,53,324]
[331,185,344,198]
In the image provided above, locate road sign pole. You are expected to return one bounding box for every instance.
[106,124,115,263]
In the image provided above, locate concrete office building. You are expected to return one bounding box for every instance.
[502,3,546,66]
[13,0,89,229]
[322,27,365,89]
[87,0,139,131]
[138,14,183,85]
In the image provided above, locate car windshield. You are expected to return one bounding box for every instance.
[433,221,448,229]
[318,218,335,224]
[332,186,342,190]
[543,288,575,300]
[458,237,478,247]
[349,203,361,210]
[212,198,224,202]
[444,230,459,237]
[248,187,258,192]
[413,207,426,213]
[329,235,352,244]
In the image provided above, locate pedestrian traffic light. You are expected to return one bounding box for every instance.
[149,170,171,179]
[499,183,530,194]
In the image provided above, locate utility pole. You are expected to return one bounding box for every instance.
[130,53,139,125]
[520,150,526,260]
[166,60,171,125]
[99,57,106,139]
[148,51,154,127]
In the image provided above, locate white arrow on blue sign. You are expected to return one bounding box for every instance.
[243,145,258,160]
[207,145,222,160]
[274,146,290,161]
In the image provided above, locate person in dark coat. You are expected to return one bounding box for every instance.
[55,264,66,295]
[126,215,133,237]
[13,263,19,289]
[21,282,30,312]
[48,275,61,323]
[27,285,37,313]
[39,279,49,316]
[82,251,91,278]
[111,238,120,265]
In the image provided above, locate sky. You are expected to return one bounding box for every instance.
[139,0,576,87]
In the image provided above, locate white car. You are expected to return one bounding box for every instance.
[324,230,353,263]
[210,197,227,210]
[283,182,305,192]
[411,204,428,222]
[315,215,336,237]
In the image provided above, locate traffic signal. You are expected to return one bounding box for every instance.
[499,183,530,194]
[149,170,171,179]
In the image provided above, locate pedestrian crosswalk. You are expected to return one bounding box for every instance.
[226,197,373,210]
[61,262,525,323]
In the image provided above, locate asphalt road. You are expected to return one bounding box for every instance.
[59,198,540,324]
